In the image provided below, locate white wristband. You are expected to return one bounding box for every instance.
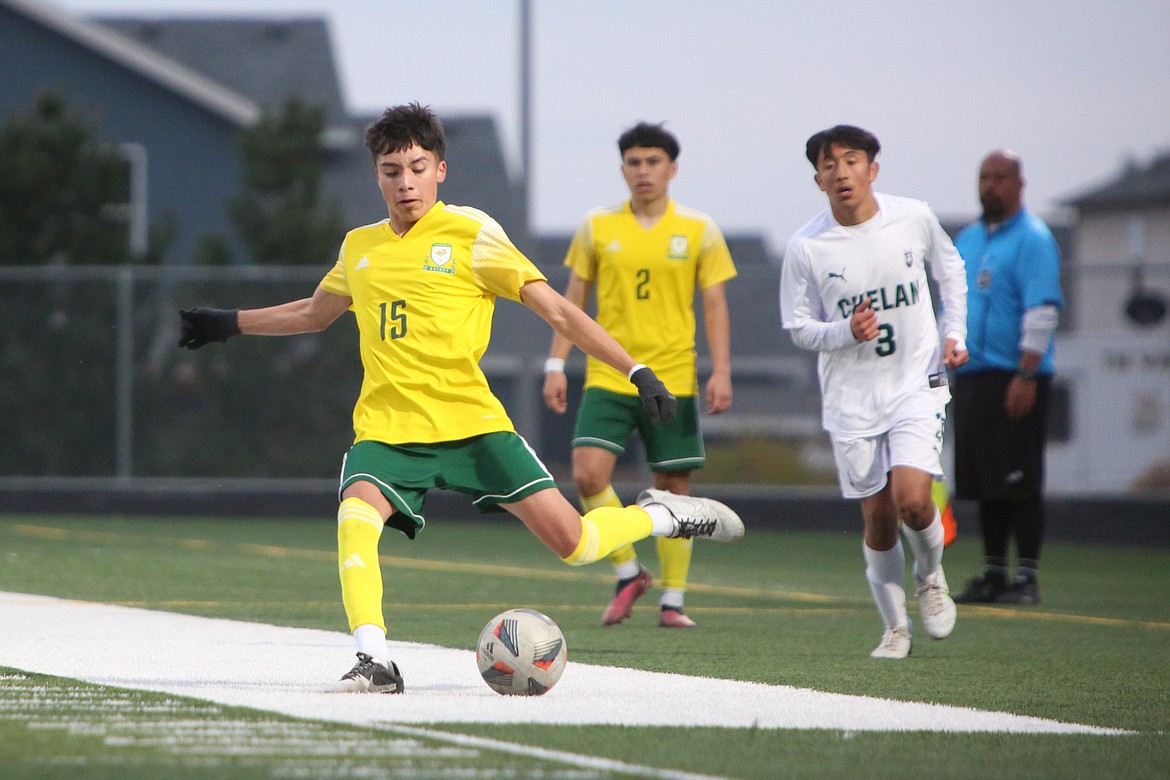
[544,357,566,373]
[627,363,648,380]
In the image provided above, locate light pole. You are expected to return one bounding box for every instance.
[518,0,533,251]
[119,142,148,258]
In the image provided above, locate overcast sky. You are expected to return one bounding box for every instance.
[54,0,1170,256]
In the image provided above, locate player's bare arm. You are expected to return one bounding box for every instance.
[850,296,879,341]
[178,286,352,350]
[522,279,676,423]
[542,273,594,414]
[524,279,635,376]
[238,285,352,336]
[701,282,733,415]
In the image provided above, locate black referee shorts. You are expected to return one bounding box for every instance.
[953,370,1051,502]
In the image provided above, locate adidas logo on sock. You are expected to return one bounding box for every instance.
[341,554,366,569]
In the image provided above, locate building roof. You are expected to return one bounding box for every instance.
[96,16,349,127]
[96,15,361,151]
[80,11,521,234]
[1064,152,1170,210]
[2,0,259,126]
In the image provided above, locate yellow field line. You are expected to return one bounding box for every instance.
[97,599,853,617]
[956,603,1170,630]
[9,522,1169,630]
[6,523,850,606]
[238,541,842,604]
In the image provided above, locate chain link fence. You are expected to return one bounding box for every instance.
[1,265,826,485]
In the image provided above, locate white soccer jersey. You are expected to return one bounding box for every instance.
[779,193,967,437]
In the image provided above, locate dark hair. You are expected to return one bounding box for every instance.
[364,102,446,161]
[618,121,680,161]
[804,125,880,168]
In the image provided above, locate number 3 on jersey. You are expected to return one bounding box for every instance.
[875,323,896,356]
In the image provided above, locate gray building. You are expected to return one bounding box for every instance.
[1043,153,1170,493]
[1062,153,1170,335]
[0,0,525,261]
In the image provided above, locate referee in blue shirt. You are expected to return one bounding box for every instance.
[952,150,1063,605]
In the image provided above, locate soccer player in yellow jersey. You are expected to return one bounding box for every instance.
[177,103,743,693]
[542,122,737,628]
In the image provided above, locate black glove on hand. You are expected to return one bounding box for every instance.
[630,366,677,424]
[178,307,240,349]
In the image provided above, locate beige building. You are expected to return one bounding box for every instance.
[1047,153,1170,493]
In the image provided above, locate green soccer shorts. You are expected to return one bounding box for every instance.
[572,387,704,472]
[338,432,556,539]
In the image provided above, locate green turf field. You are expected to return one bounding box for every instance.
[1,513,1167,779]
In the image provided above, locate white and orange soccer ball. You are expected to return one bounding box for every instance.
[475,608,567,696]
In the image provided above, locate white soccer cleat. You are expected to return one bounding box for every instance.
[870,625,913,659]
[916,573,957,640]
[637,488,744,542]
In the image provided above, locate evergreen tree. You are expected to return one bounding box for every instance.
[0,92,135,265]
[226,97,345,264]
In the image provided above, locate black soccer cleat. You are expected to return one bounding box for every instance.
[324,652,404,694]
[954,573,1007,604]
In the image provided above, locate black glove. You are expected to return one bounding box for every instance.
[178,307,240,349]
[630,366,677,424]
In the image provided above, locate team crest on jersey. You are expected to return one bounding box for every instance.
[424,243,455,274]
[904,249,915,267]
[667,234,690,260]
[978,267,992,290]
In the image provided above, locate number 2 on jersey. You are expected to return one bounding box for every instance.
[635,268,650,300]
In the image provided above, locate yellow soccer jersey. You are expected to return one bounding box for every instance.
[564,200,737,396]
[320,202,547,445]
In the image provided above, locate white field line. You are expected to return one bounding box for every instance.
[0,591,1127,739]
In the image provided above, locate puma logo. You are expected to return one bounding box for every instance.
[827,268,847,282]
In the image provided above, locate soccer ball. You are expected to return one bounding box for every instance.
[476,608,567,696]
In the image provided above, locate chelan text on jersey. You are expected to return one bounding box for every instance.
[835,280,920,319]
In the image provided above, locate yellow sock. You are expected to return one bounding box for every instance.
[581,485,638,569]
[657,536,693,591]
[337,497,386,633]
[561,506,653,566]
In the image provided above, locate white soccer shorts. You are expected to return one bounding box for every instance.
[831,413,946,499]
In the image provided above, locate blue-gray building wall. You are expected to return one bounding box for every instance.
[0,4,244,262]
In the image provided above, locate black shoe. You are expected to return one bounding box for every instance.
[997,577,1041,605]
[954,574,1007,604]
[324,652,404,694]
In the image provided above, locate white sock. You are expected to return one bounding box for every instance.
[613,559,642,581]
[660,588,685,610]
[864,540,909,629]
[903,509,945,583]
[642,503,677,536]
[353,623,388,663]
